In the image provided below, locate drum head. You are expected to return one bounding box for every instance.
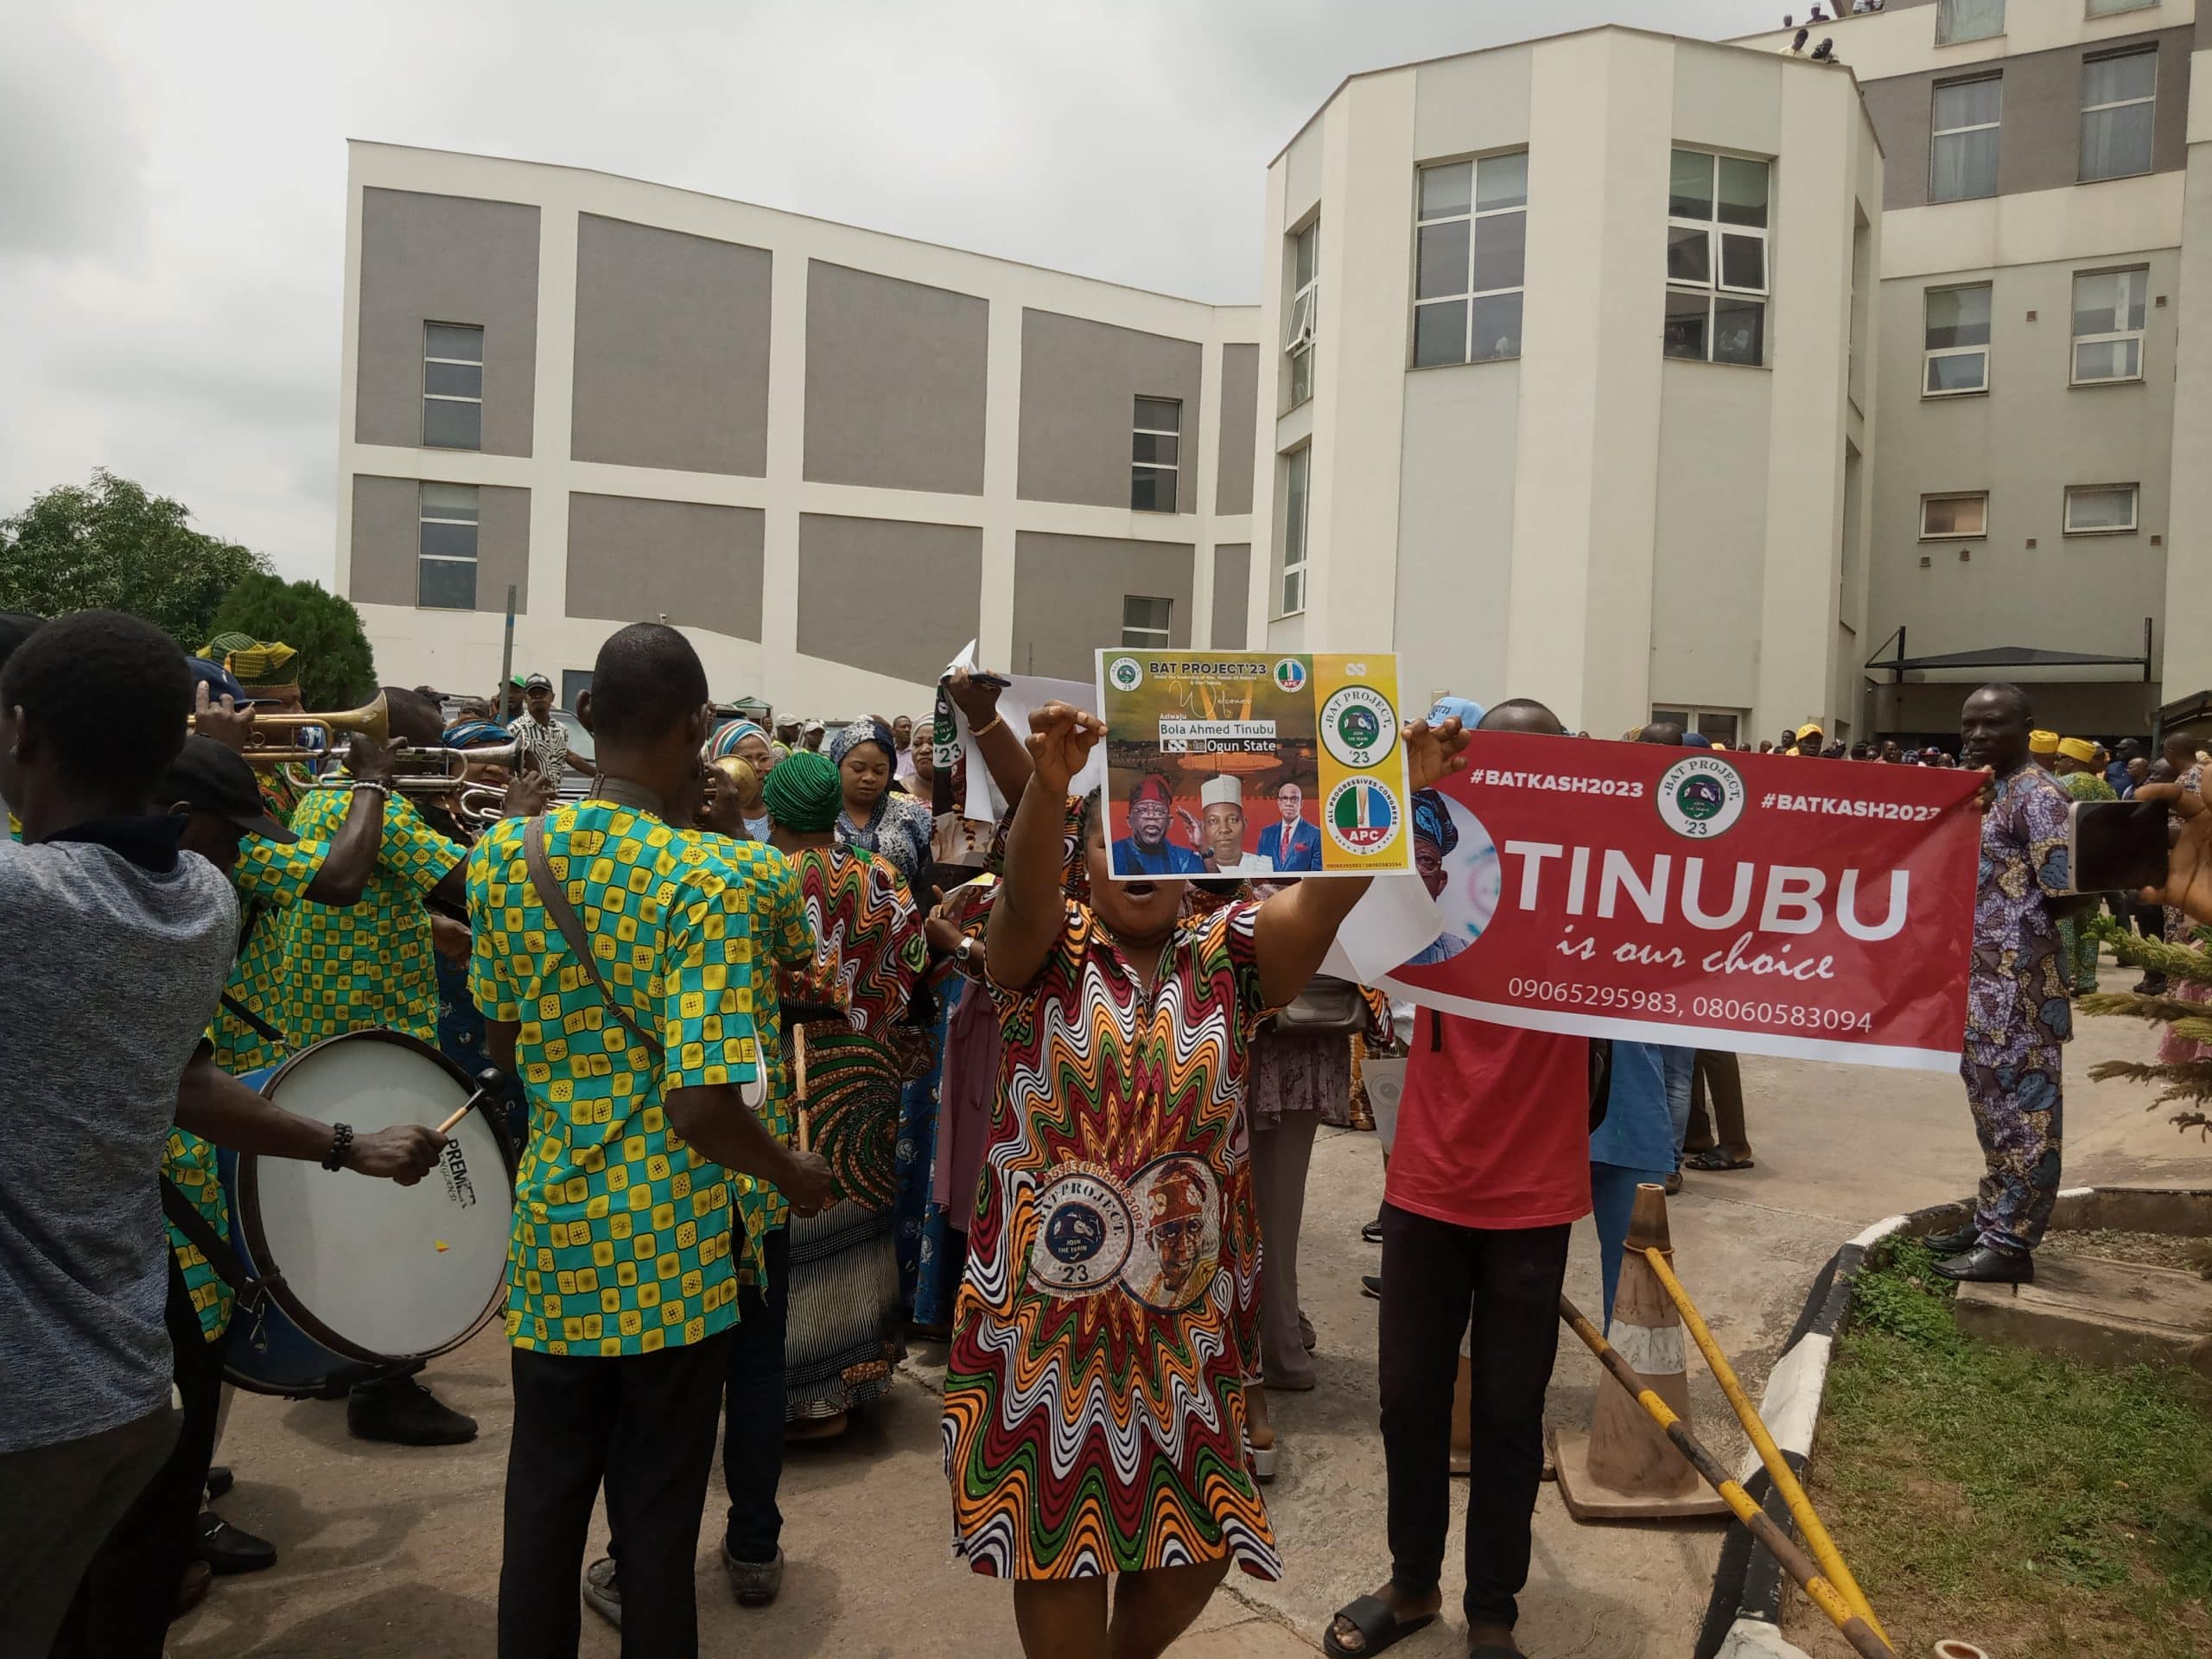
[239,1032,512,1366]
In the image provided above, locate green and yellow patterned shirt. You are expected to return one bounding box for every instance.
[207,833,325,1074]
[467,800,774,1356]
[279,786,463,1046]
[701,835,814,1232]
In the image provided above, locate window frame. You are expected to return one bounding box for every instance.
[1929,73,2003,203]
[2079,46,2158,183]
[2070,264,2150,385]
[1120,594,1174,650]
[421,321,485,452]
[2084,0,2158,16]
[1650,706,1745,748]
[1285,219,1319,410]
[1923,282,1993,398]
[1278,446,1310,619]
[1130,396,1182,513]
[1935,0,2006,47]
[1410,150,1529,369]
[2063,482,2140,536]
[416,481,480,611]
[1918,491,1989,541]
[1662,149,1770,369]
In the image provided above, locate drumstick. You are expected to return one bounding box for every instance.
[793,1026,812,1153]
[435,1074,504,1136]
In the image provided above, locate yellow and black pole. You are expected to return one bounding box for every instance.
[1559,1294,1896,1659]
[1643,1245,1890,1650]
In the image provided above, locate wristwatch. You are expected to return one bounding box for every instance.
[954,937,976,964]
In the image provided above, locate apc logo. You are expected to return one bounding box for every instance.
[1325,776,1402,856]
[1272,658,1308,694]
[1655,754,1746,840]
[1107,657,1144,693]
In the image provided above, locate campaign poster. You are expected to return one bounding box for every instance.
[1378,734,1983,1071]
[1093,650,1412,880]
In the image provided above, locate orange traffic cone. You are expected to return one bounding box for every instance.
[1551,1183,1728,1521]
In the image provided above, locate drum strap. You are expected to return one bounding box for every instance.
[159,1174,266,1314]
[524,814,664,1060]
[220,992,285,1046]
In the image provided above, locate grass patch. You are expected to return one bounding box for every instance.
[1789,1239,2212,1658]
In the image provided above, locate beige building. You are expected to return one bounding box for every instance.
[338,142,1261,712]
[1738,0,2205,740]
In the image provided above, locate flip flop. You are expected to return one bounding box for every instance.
[1323,1595,1437,1658]
[1683,1151,1755,1172]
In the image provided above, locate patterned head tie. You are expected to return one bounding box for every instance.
[830,718,895,769]
[709,719,769,760]
[762,748,842,833]
[1410,789,1457,856]
[442,720,510,749]
[1149,1171,1205,1228]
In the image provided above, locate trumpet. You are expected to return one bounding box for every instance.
[296,738,529,836]
[192,692,391,766]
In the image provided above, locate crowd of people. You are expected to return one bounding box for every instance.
[8,600,2212,1659]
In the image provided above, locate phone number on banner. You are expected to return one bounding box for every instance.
[1505,979,1878,1033]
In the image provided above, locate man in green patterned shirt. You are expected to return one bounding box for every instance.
[470,623,830,1659]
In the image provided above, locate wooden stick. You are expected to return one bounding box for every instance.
[1560,1294,1896,1659]
[435,1084,496,1136]
[793,1025,812,1153]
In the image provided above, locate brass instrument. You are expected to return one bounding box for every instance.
[298,738,526,836]
[191,691,390,765]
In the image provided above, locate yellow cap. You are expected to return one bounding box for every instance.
[2057,737,2099,765]
[2029,730,2061,753]
[1796,722,1824,741]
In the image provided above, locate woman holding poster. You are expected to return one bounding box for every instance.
[942,700,1468,1656]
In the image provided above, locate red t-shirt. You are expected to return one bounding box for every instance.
[1384,1011,1593,1230]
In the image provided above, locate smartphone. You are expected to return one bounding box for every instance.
[2068,798,2167,893]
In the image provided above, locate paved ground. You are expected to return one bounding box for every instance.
[173,1005,2211,1659]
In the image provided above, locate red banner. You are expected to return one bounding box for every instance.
[1378,734,1983,1071]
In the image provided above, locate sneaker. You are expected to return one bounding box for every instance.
[346,1375,478,1446]
[196,1510,276,1575]
[1359,1274,1382,1300]
[582,1556,621,1629]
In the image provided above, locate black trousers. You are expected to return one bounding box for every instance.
[51,1261,227,1659]
[1378,1203,1571,1630]
[721,1225,789,1562]
[499,1330,731,1659]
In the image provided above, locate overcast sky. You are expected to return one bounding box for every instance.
[1,0,1777,582]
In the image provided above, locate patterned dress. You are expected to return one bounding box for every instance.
[942,899,1276,1582]
[782,845,927,1419]
[1963,763,2074,1254]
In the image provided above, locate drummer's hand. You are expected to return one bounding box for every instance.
[780,1147,835,1217]
[346,1124,448,1184]
[429,913,472,964]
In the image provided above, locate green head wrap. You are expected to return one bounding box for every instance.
[762,748,842,834]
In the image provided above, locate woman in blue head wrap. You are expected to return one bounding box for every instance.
[830,718,934,882]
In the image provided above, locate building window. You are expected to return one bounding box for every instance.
[1935,0,2005,45]
[2081,49,2157,182]
[1121,595,1173,648]
[417,482,480,609]
[1285,220,1318,408]
[1924,283,1993,395]
[2085,0,2158,18]
[2064,483,2139,534]
[1920,492,1988,539]
[422,323,484,450]
[1131,397,1181,512]
[1651,707,1744,747]
[2072,267,2148,383]
[1412,152,1528,367]
[1279,447,1309,617]
[1930,76,2002,202]
[1663,149,1768,367]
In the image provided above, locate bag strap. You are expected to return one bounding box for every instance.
[524,814,664,1059]
[219,991,285,1046]
[159,1173,265,1313]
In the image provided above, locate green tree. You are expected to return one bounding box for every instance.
[208,573,378,711]
[0,468,271,648]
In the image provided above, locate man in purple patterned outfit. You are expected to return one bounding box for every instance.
[1933,683,2080,1285]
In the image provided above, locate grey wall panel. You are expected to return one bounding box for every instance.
[1016,310,1204,511]
[795,515,982,683]
[1012,531,1193,681]
[802,263,988,494]
[571,215,772,476]
[1859,27,2192,212]
[348,474,531,613]
[567,493,764,639]
[1211,544,1251,649]
[356,189,540,455]
[1215,345,1259,516]
[1394,366,1517,709]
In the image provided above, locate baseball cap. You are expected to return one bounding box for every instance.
[161,737,296,842]
[804,717,825,734]
[523,672,553,693]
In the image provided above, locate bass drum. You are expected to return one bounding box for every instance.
[220,1030,515,1398]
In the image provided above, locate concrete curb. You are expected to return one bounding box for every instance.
[1690,1184,2209,1659]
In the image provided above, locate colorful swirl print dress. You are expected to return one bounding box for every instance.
[941,897,1275,1581]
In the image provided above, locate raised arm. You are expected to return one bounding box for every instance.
[1252,716,1470,1006]
[302,734,397,905]
[946,667,1036,807]
[987,701,1103,991]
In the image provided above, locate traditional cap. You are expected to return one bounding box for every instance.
[2057,737,2099,765]
[1199,774,1242,810]
[1149,1170,1205,1228]
[2029,730,2060,753]
[1129,772,1174,807]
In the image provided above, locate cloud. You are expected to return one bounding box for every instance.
[0,0,1772,583]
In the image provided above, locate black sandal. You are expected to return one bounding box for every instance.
[1682,1150,1754,1171]
[1323,1595,1437,1658]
